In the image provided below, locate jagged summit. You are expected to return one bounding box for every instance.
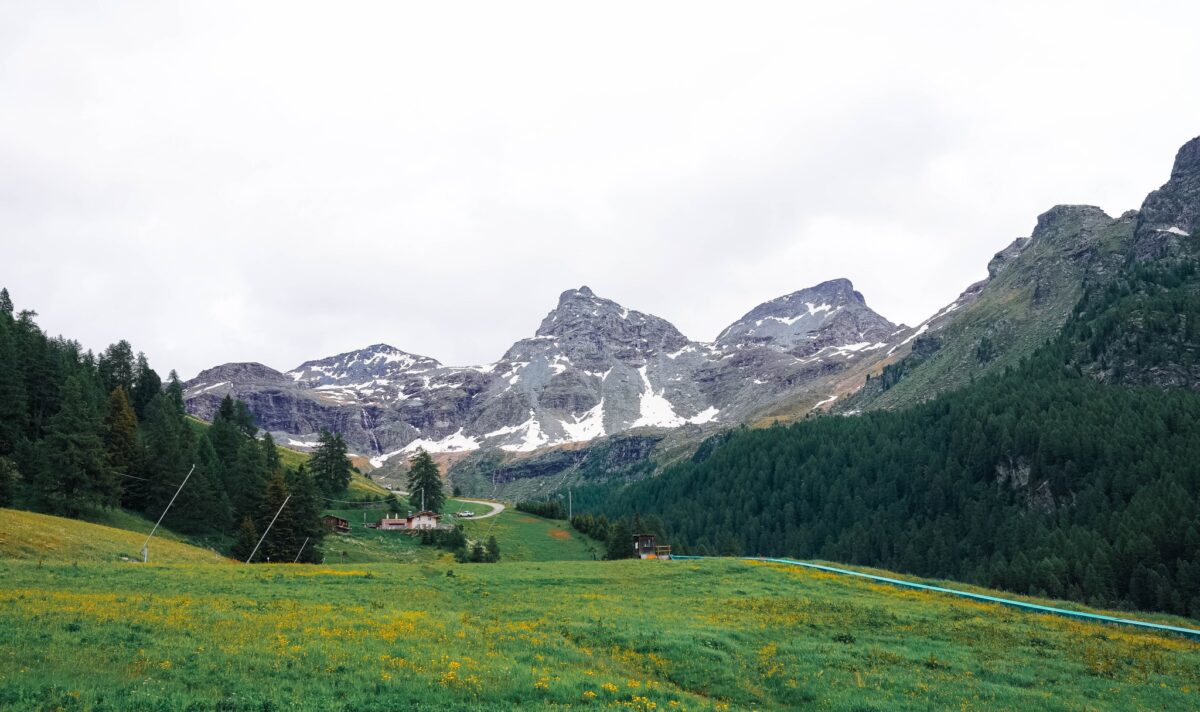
[286,343,442,387]
[715,278,895,353]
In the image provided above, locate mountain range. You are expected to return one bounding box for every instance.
[184,277,903,463]
[185,135,1200,495]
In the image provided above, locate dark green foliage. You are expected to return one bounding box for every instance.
[596,255,1200,616]
[0,457,15,506]
[130,352,161,419]
[309,430,351,496]
[231,516,259,562]
[34,374,116,515]
[485,535,501,563]
[285,465,325,563]
[605,519,634,560]
[102,386,138,484]
[516,499,566,519]
[406,449,445,513]
[97,340,136,396]
[0,287,327,561]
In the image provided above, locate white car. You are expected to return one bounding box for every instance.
[456,510,475,518]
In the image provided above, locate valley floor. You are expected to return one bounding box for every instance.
[1,557,1198,711]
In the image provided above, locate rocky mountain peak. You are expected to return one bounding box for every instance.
[1134,135,1200,261]
[532,287,689,353]
[1170,135,1200,179]
[714,278,894,353]
[286,343,442,386]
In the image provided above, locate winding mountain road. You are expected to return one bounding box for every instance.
[452,499,505,520]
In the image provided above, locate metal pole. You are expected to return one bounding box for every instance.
[141,464,195,563]
[569,489,573,520]
[245,494,291,564]
[292,536,310,564]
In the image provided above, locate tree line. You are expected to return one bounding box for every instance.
[0,287,349,563]
[589,248,1200,618]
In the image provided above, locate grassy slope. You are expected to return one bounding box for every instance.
[0,508,228,564]
[855,212,1132,412]
[0,557,1196,711]
[320,502,596,564]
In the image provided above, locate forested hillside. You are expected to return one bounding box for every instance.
[0,288,332,562]
[596,239,1200,618]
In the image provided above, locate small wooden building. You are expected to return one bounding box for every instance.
[377,511,444,531]
[322,515,350,534]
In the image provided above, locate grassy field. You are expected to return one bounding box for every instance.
[1,554,1198,711]
[0,509,228,564]
[320,502,597,564]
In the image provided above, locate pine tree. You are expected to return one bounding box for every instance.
[231,516,259,562]
[165,371,185,415]
[406,449,445,513]
[261,432,281,472]
[131,353,161,419]
[102,386,138,498]
[0,321,29,454]
[606,520,634,560]
[310,430,351,496]
[0,288,12,317]
[254,471,295,563]
[485,535,501,563]
[231,436,270,523]
[0,456,15,506]
[141,393,191,518]
[285,464,325,563]
[38,374,113,515]
[97,340,136,396]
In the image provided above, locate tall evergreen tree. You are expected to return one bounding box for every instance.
[231,516,259,562]
[131,352,161,419]
[36,374,114,515]
[0,287,12,317]
[141,393,189,506]
[0,321,29,454]
[406,449,445,513]
[310,430,351,496]
[0,456,15,506]
[285,464,325,563]
[97,340,136,396]
[254,471,295,563]
[102,386,138,493]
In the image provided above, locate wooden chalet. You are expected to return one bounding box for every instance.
[321,515,350,534]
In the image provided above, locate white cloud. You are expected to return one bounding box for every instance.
[1,1,1197,378]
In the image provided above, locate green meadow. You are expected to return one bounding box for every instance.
[2,543,1199,710]
[320,502,598,564]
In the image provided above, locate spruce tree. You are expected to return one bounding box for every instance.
[102,386,138,493]
[0,287,12,317]
[485,535,501,563]
[231,436,271,524]
[255,471,295,563]
[406,449,445,513]
[131,353,161,419]
[0,322,29,454]
[38,374,113,515]
[231,516,259,562]
[310,430,351,496]
[606,520,634,560]
[285,464,325,563]
[0,456,15,506]
[97,340,136,396]
[141,393,191,518]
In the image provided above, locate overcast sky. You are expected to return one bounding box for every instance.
[2,1,1198,379]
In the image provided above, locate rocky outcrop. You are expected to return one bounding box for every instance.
[1134,136,1200,261]
[186,281,902,462]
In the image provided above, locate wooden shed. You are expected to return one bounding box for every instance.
[322,515,350,534]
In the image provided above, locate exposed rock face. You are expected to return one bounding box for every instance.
[185,281,901,462]
[1134,136,1200,261]
[715,278,896,354]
